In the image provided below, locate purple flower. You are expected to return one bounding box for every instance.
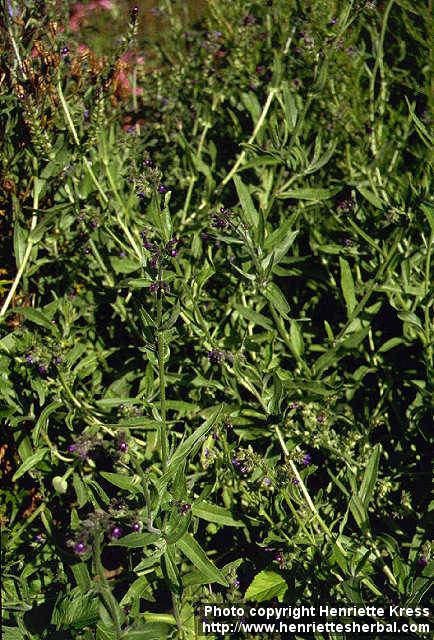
[118,441,128,453]
[110,526,123,540]
[243,14,256,26]
[289,401,299,410]
[263,477,272,487]
[170,249,177,257]
[179,502,192,515]
[144,159,153,167]
[60,46,69,56]
[158,184,168,194]
[25,354,34,364]
[292,477,299,485]
[232,457,241,469]
[233,579,240,588]
[302,453,311,466]
[211,216,228,230]
[275,552,285,568]
[68,444,77,453]
[418,555,428,567]
[38,365,47,376]
[317,414,325,424]
[132,522,142,533]
[34,533,44,542]
[207,349,225,364]
[74,541,86,554]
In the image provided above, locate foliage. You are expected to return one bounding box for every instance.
[1,0,433,638]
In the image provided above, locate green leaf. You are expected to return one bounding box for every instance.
[233,304,273,331]
[71,563,92,593]
[349,494,369,534]
[12,447,48,481]
[33,400,63,445]
[398,311,423,329]
[177,533,228,586]
[128,278,153,289]
[9,307,56,332]
[262,230,298,270]
[421,202,434,234]
[192,502,244,528]
[290,320,304,357]
[356,185,384,209]
[119,576,151,606]
[263,217,297,252]
[13,222,27,268]
[162,546,182,594]
[165,510,193,545]
[358,444,381,508]
[405,97,434,146]
[51,590,100,629]
[263,282,290,319]
[241,91,261,124]
[245,569,288,602]
[110,257,140,274]
[122,624,174,640]
[158,406,222,489]
[99,471,141,493]
[111,532,161,548]
[277,186,340,200]
[233,175,259,228]
[339,257,357,316]
[2,628,25,640]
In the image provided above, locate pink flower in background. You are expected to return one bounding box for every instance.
[69,0,113,32]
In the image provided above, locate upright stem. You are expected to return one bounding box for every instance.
[221,87,278,187]
[93,536,123,638]
[1,169,39,317]
[156,287,168,472]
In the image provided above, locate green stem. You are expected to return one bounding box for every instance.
[274,426,383,597]
[132,459,161,534]
[8,504,45,546]
[333,228,403,346]
[1,170,39,317]
[93,536,123,638]
[156,288,168,472]
[221,87,278,187]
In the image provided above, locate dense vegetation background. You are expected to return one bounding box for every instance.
[1,0,433,638]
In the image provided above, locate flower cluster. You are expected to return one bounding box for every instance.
[207,348,234,365]
[231,448,257,476]
[134,160,165,199]
[68,508,145,555]
[143,236,180,268]
[211,207,234,231]
[149,280,170,294]
[68,434,100,460]
[337,197,355,213]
